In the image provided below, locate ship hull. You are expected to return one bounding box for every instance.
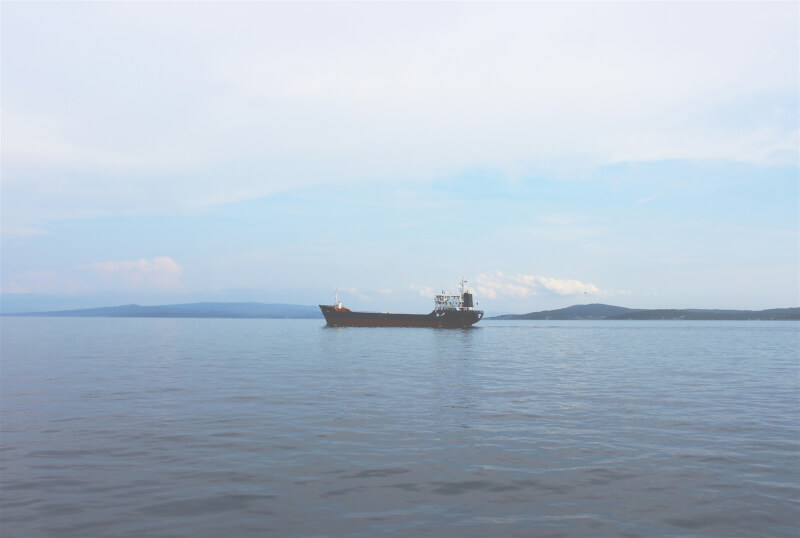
[319,305,483,327]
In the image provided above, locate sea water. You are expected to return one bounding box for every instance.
[1,318,798,537]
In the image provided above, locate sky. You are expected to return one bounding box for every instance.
[2,1,798,314]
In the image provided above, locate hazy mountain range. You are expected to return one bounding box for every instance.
[3,302,323,319]
[488,304,800,320]
[3,302,799,320]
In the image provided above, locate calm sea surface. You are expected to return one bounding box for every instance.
[1,318,798,537]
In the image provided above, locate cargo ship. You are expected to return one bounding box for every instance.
[320,278,484,327]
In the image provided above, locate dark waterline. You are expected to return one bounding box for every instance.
[2,318,798,537]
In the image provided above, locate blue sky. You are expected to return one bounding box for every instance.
[2,2,798,313]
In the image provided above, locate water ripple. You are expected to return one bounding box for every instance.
[1,318,798,537]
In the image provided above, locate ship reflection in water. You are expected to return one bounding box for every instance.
[320,278,483,328]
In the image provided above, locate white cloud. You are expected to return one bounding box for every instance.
[2,2,797,228]
[338,286,370,301]
[409,284,435,298]
[1,270,88,295]
[1,282,30,294]
[76,256,184,292]
[475,272,605,299]
[1,226,52,239]
[1,256,186,301]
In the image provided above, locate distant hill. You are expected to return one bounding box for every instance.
[490,304,641,320]
[608,308,800,320]
[489,304,800,321]
[3,302,324,319]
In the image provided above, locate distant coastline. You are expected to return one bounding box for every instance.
[488,304,800,321]
[1,302,324,319]
[2,302,798,320]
